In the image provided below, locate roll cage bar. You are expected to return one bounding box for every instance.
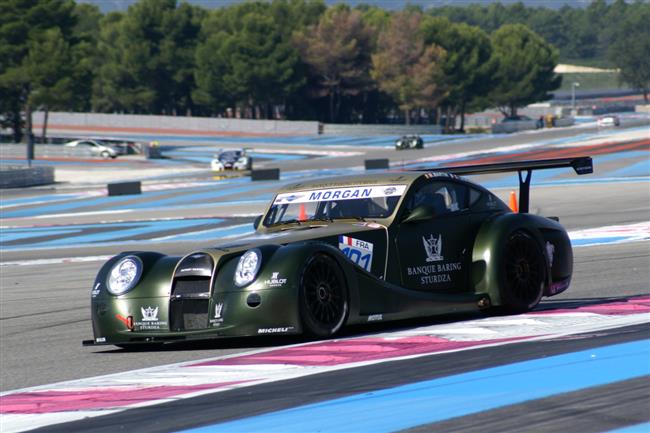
[413,157,593,213]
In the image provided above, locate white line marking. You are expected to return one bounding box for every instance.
[0,256,113,267]
[32,209,133,219]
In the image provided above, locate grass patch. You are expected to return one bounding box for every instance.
[559,58,615,69]
[558,72,625,91]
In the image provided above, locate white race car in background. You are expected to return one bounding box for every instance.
[211,149,252,171]
[64,139,118,158]
[597,115,620,127]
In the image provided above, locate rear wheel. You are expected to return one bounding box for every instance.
[299,253,348,337]
[500,231,545,312]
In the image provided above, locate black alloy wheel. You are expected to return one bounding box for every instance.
[501,231,545,312]
[299,253,348,337]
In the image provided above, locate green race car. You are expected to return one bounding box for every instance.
[84,157,592,347]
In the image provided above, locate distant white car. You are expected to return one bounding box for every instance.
[211,149,252,171]
[597,115,620,127]
[64,139,118,159]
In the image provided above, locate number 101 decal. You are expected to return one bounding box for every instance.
[338,235,374,272]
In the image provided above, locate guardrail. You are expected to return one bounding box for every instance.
[0,165,55,188]
[322,124,442,135]
[1,144,97,158]
[491,120,540,133]
[32,112,320,136]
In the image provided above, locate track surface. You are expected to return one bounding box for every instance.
[1,119,649,432]
[30,324,649,433]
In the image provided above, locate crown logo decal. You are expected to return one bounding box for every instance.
[141,306,159,321]
[423,234,443,262]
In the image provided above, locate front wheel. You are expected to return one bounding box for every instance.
[500,231,546,313]
[299,253,348,337]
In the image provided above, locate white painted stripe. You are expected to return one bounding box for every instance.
[253,148,363,157]
[149,223,251,241]
[32,209,133,219]
[0,255,113,267]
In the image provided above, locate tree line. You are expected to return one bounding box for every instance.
[1,0,648,142]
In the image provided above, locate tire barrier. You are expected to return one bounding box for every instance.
[107,181,141,196]
[364,159,390,170]
[0,166,55,188]
[251,168,280,181]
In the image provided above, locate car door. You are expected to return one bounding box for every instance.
[394,180,481,293]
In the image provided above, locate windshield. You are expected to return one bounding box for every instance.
[263,184,407,226]
[219,151,242,161]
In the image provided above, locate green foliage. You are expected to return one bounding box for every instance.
[489,24,561,117]
[24,28,75,108]
[293,7,375,122]
[0,0,77,141]
[92,0,203,114]
[608,3,650,102]
[371,11,446,125]
[0,0,645,130]
[557,72,620,92]
[431,0,646,66]
[421,16,494,129]
[194,1,315,118]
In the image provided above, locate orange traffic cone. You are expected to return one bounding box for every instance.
[509,190,518,213]
[298,203,307,221]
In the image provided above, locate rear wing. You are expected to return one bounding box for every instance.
[414,156,593,213]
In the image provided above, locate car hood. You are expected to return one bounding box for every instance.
[208,221,385,255]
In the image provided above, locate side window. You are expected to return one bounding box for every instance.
[406,181,469,215]
[469,187,482,207]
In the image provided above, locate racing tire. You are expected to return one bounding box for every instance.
[100,150,111,159]
[299,253,348,338]
[499,231,545,313]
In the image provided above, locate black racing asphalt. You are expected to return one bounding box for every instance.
[401,377,650,433]
[38,323,649,433]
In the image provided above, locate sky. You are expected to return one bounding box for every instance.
[78,0,598,13]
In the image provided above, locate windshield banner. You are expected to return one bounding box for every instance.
[274,185,407,205]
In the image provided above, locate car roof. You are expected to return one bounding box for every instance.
[277,171,468,193]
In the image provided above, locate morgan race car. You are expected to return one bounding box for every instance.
[84,157,592,347]
[211,149,252,172]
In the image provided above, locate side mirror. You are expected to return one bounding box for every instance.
[253,215,263,230]
[402,205,435,223]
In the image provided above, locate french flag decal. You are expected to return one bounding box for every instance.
[338,235,374,272]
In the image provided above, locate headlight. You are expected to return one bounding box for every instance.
[234,249,261,287]
[107,256,143,295]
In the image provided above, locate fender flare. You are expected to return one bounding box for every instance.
[470,213,550,307]
[265,242,360,324]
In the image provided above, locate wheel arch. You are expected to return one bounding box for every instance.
[264,242,361,328]
[470,213,551,307]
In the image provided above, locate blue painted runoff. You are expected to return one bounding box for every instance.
[178,339,650,433]
[606,422,650,433]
